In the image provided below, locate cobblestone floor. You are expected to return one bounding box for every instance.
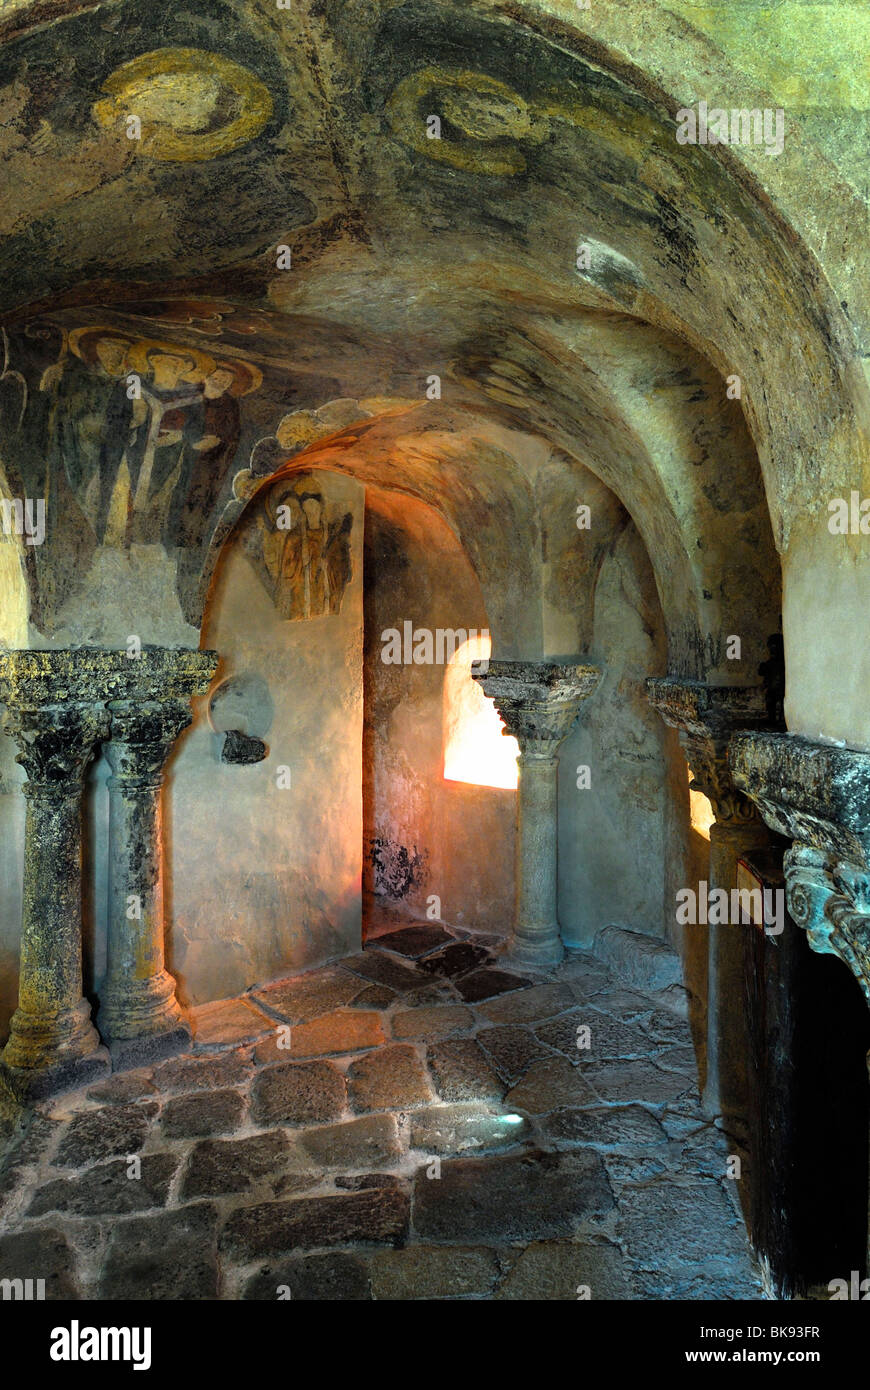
[0,924,763,1300]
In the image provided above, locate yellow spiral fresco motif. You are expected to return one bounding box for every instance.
[385,67,549,176]
[92,48,273,162]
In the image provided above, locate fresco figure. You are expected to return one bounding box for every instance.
[56,332,246,549]
[167,365,241,550]
[123,348,204,545]
[243,473,353,620]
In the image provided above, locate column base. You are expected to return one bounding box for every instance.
[507,931,566,970]
[1,997,104,1072]
[97,969,189,1059]
[0,1047,110,1103]
[107,1022,192,1072]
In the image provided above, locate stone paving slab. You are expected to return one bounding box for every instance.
[251,968,365,1023]
[505,1057,598,1112]
[390,1005,475,1042]
[150,1053,252,1095]
[427,1039,503,1102]
[243,1252,372,1300]
[190,998,274,1049]
[410,1103,532,1155]
[99,1202,220,1300]
[341,952,427,992]
[418,942,491,979]
[476,982,576,1025]
[455,968,532,1003]
[370,1245,502,1299]
[55,1102,158,1167]
[348,1045,433,1111]
[370,925,455,958]
[181,1132,297,1199]
[476,1025,551,1084]
[253,1010,386,1061]
[412,1148,615,1242]
[29,1152,179,1217]
[298,1113,401,1169]
[543,1105,669,1150]
[161,1089,246,1139]
[222,1186,410,1256]
[617,1177,746,1271]
[581,1058,697,1106]
[534,1006,654,1063]
[0,1225,80,1299]
[494,1238,633,1300]
[251,1061,346,1126]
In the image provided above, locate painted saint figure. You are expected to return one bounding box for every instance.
[244,473,354,620]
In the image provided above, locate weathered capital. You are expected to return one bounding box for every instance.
[2,703,109,791]
[106,699,194,786]
[472,660,600,760]
[731,731,870,1002]
[0,646,218,708]
[646,677,769,824]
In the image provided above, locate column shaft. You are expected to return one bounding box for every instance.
[646,677,774,1136]
[705,816,770,1132]
[473,660,601,969]
[515,754,561,965]
[0,702,110,1100]
[99,700,193,1066]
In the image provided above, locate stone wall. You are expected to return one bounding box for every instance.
[558,521,700,950]
[363,489,515,936]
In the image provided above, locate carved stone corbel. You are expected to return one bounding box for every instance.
[731,731,870,1005]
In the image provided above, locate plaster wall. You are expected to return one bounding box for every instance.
[166,468,365,1004]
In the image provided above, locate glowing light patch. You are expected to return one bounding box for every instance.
[443,634,519,790]
[688,765,714,841]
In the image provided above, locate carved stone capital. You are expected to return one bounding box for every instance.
[2,704,109,793]
[472,660,600,760]
[730,731,870,862]
[785,844,870,1007]
[647,677,768,825]
[106,699,194,786]
[731,731,870,1001]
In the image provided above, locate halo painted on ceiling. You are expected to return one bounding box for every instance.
[91,47,273,162]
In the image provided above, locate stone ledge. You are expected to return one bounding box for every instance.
[0,646,218,708]
[730,729,870,862]
[472,659,600,706]
[594,925,682,994]
[646,677,768,738]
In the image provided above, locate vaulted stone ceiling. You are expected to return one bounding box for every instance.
[0,0,865,706]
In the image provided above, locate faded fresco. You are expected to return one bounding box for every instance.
[0,319,263,631]
[238,473,354,621]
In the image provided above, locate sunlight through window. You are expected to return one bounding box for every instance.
[443,633,519,790]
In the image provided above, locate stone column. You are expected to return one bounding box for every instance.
[98,650,218,1068]
[473,660,600,968]
[647,678,773,1135]
[0,657,110,1101]
[730,730,870,1268]
[99,701,192,1065]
